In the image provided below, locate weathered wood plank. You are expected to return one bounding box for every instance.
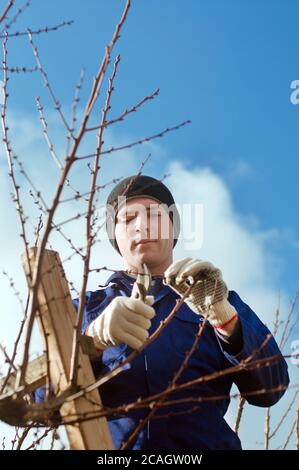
[1,335,98,394]
[22,248,114,450]
[0,354,47,394]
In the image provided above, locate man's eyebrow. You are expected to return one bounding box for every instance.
[117,204,161,219]
[145,205,160,211]
[126,205,160,213]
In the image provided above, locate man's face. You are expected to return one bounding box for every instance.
[114,197,174,272]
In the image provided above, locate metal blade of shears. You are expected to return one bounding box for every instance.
[130,263,151,302]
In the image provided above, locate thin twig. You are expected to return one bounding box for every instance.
[281,418,296,450]
[16,0,131,388]
[280,289,299,350]
[264,407,270,450]
[0,369,293,429]
[280,300,299,352]
[234,396,245,434]
[121,317,208,449]
[272,291,280,337]
[16,157,48,210]
[82,283,195,395]
[66,69,85,156]
[16,425,32,449]
[22,381,295,430]
[1,35,32,278]
[77,120,191,160]
[70,54,121,386]
[122,279,228,449]
[29,189,84,260]
[0,0,14,24]
[36,97,63,169]
[0,293,29,394]
[0,344,17,372]
[86,88,160,132]
[111,350,284,412]
[269,388,299,439]
[34,215,43,246]
[59,176,123,204]
[1,1,30,34]
[24,427,53,450]
[28,31,73,136]
[296,398,299,450]
[0,20,73,38]
[0,65,38,73]
[1,269,25,313]
[36,96,80,195]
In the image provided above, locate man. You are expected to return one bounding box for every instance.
[77,174,289,450]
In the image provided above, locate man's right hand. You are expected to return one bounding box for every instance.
[86,295,155,351]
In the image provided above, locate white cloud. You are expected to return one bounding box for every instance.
[166,161,287,327]
[227,159,253,180]
[163,161,297,449]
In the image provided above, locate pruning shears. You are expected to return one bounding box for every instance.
[130,263,152,302]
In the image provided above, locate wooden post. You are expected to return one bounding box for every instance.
[1,354,47,394]
[22,248,114,450]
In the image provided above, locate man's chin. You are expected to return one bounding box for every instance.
[133,251,156,266]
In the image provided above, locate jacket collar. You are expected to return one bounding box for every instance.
[99,270,173,304]
[99,270,201,323]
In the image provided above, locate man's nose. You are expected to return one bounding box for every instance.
[134,213,149,234]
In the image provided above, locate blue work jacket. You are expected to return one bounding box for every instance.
[71,270,289,450]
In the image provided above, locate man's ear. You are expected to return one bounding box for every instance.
[171,220,176,246]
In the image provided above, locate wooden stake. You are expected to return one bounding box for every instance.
[22,248,114,450]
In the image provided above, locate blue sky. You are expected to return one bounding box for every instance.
[6,0,299,293]
[0,0,298,450]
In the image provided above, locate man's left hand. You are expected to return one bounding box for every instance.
[164,257,238,336]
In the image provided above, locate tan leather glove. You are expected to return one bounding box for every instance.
[164,257,237,328]
[86,295,155,351]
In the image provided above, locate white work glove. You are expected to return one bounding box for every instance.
[86,295,155,351]
[164,257,237,329]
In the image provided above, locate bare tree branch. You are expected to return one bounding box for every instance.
[66,68,85,156]
[70,53,121,387]
[16,0,131,390]
[234,396,245,435]
[0,0,14,25]
[269,388,299,440]
[280,289,299,350]
[264,407,270,450]
[77,120,191,160]
[28,31,73,136]
[0,1,30,34]
[86,88,160,132]
[1,35,32,277]
[0,20,73,38]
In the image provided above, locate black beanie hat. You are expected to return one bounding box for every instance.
[106,175,180,254]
